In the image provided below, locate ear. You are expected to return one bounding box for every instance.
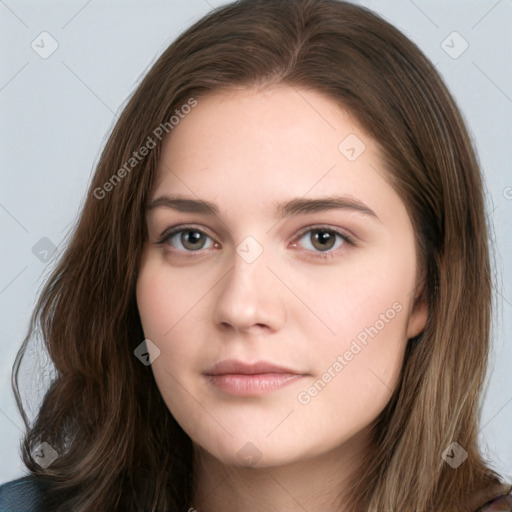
[406,281,428,340]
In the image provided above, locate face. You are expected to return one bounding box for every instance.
[136,86,427,468]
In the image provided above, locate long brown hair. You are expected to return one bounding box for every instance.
[12,0,509,510]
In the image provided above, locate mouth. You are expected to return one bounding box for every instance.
[203,359,307,396]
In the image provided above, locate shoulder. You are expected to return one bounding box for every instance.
[0,476,44,512]
[476,485,512,512]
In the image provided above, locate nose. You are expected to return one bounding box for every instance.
[213,251,287,335]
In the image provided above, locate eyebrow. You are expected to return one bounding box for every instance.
[148,195,381,222]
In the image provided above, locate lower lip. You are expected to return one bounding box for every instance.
[205,373,304,396]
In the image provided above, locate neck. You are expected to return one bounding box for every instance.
[191,428,372,512]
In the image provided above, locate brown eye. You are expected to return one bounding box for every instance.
[311,230,336,251]
[297,228,348,253]
[180,230,208,250]
[159,228,215,252]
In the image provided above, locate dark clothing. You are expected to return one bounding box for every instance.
[0,477,43,511]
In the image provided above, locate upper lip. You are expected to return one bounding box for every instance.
[205,359,303,376]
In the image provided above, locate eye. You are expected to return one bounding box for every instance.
[293,227,353,254]
[156,226,216,252]
[155,224,354,257]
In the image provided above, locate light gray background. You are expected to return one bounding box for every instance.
[1,0,511,484]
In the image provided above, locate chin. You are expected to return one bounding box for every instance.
[193,429,326,470]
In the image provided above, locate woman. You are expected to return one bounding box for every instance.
[1,0,510,510]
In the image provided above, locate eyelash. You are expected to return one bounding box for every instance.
[155,223,356,260]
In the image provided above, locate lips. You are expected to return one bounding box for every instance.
[203,359,307,396]
[204,359,302,376]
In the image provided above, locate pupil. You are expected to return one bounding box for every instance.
[182,230,204,250]
[313,230,334,251]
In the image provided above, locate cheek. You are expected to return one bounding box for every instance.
[291,247,413,420]
[137,259,167,338]
[295,298,407,438]
[136,258,207,408]
[136,257,205,341]
[293,253,412,363]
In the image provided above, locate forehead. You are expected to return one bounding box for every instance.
[152,86,397,223]
[158,86,364,169]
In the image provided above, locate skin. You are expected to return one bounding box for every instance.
[136,85,428,512]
